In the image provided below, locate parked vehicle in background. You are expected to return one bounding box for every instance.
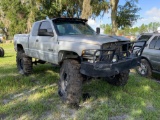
[14,18,146,105]
[136,32,160,77]
[0,34,4,43]
[0,34,4,57]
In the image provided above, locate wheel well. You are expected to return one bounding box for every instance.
[58,51,80,65]
[17,44,24,52]
[141,56,152,70]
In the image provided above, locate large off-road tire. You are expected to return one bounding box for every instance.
[16,51,33,75]
[105,70,129,86]
[58,60,83,105]
[0,47,4,57]
[136,59,152,77]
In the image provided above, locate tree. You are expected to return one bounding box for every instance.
[110,0,119,35]
[100,24,112,35]
[110,0,140,35]
[0,0,29,36]
[81,0,109,19]
[139,24,147,34]
[116,0,141,29]
[81,0,92,19]
[0,0,110,38]
[0,22,8,39]
[147,22,160,32]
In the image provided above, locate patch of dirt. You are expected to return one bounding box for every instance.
[2,99,10,105]
[0,114,7,120]
[146,102,155,111]
[109,114,130,120]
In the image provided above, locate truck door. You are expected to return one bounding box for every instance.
[28,22,41,58]
[37,21,58,63]
[147,36,160,71]
[153,38,160,71]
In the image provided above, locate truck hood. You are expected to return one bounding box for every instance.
[58,34,129,45]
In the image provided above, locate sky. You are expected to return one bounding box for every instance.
[88,0,160,32]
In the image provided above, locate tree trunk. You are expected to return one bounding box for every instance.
[81,0,92,19]
[2,28,8,40]
[110,0,119,35]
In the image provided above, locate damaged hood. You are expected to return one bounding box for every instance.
[58,34,130,45]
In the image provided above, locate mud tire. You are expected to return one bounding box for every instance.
[0,47,4,57]
[16,51,32,75]
[105,70,130,86]
[58,60,83,105]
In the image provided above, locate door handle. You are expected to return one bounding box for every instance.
[48,49,53,51]
[36,39,39,42]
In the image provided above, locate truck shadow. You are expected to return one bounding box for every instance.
[2,55,14,58]
[33,63,60,74]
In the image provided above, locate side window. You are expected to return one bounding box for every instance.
[39,21,53,34]
[57,25,66,34]
[155,39,160,50]
[31,22,40,36]
[149,36,158,49]
[138,35,152,41]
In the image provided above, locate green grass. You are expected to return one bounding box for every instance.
[0,43,160,120]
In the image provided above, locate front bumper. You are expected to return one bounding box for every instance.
[80,41,146,77]
[80,56,140,77]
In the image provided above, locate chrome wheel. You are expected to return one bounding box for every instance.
[138,63,147,75]
[136,59,152,77]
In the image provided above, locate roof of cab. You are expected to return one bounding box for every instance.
[35,17,88,23]
[140,32,160,35]
[52,18,88,22]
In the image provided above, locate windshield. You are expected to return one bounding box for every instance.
[137,35,152,41]
[53,21,96,36]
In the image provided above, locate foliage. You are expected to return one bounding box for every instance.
[0,0,109,38]
[0,0,30,36]
[110,0,119,35]
[90,0,109,18]
[100,24,112,35]
[101,22,160,35]
[146,22,160,32]
[0,0,141,37]
[109,0,140,35]
[116,0,141,29]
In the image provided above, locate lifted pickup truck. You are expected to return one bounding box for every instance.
[14,18,146,105]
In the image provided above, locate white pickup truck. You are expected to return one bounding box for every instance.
[14,18,146,105]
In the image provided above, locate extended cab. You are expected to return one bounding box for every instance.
[14,18,146,105]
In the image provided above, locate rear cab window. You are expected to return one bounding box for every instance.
[39,21,53,34]
[31,22,41,36]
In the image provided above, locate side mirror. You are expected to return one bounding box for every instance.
[38,29,54,37]
[47,32,54,37]
[96,27,100,34]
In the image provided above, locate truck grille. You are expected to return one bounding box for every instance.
[102,42,123,52]
[100,42,129,62]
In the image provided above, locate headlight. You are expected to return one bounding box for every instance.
[112,55,118,62]
[82,50,100,56]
